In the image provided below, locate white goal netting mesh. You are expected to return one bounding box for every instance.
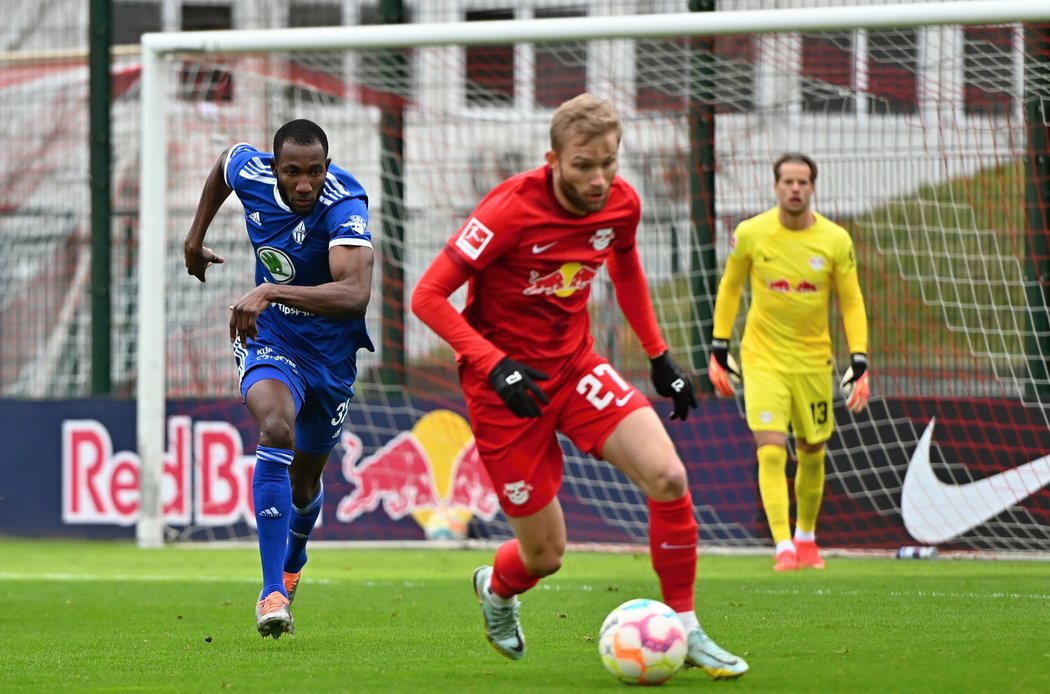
[122,10,1050,551]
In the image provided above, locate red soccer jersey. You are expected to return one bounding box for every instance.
[444,165,641,367]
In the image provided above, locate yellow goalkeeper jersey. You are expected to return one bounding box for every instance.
[713,207,868,372]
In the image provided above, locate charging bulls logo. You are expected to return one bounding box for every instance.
[336,409,500,538]
[523,262,598,298]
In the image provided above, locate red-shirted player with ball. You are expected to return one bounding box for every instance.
[411,93,747,680]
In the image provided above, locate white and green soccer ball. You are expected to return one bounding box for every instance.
[598,598,688,686]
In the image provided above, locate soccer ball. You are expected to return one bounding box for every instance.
[598,598,688,686]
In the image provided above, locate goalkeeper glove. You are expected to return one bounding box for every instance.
[489,357,550,419]
[650,351,698,421]
[708,338,742,397]
[840,353,870,414]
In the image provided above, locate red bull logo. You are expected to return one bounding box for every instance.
[524,262,598,298]
[336,410,499,539]
[768,278,791,292]
[767,278,820,293]
[795,280,818,293]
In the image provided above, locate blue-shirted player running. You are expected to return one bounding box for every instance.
[184,119,374,638]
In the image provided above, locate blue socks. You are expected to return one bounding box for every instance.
[252,446,293,598]
[284,482,323,575]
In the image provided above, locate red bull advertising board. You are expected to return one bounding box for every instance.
[4,396,1050,551]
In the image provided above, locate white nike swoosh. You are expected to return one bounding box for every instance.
[531,242,557,254]
[615,392,636,407]
[659,542,696,550]
[901,417,1050,544]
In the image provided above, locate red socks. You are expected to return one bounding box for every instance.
[648,494,698,613]
[488,497,698,612]
[490,539,540,599]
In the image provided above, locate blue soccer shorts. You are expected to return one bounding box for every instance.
[234,341,357,454]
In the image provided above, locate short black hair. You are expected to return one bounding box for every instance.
[773,152,817,183]
[273,119,329,159]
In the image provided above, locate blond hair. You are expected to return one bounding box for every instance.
[549,93,622,153]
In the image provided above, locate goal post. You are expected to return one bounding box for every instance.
[137,1,1050,551]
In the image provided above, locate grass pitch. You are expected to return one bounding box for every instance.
[1,539,1047,693]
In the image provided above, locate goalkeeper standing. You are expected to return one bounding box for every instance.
[708,153,870,572]
[411,93,747,680]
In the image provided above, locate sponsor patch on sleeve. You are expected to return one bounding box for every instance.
[454,217,495,261]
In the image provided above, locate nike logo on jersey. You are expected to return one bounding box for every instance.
[531,242,557,254]
[901,418,1050,544]
[615,392,636,407]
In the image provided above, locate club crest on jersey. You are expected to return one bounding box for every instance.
[455,217,495,260]
[292,221,307,245]
[590,228,615,251]
[809,256,826,270]
[503,480,533,506]
[258,246,295,283]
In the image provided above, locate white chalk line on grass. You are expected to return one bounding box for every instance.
[4,573,1047,601]
[0,572,333,586]
[747,587,1050,601]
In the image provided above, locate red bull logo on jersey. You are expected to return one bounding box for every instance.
[336,409,499,539]
[767,278,820,293]
[523,262,598,298]
[796,280,818,293]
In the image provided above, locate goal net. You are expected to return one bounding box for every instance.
[136,2,1050,554]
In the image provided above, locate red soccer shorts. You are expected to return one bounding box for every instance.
[461,350,652,517]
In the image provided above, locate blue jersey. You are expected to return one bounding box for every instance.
[224,143,375,365]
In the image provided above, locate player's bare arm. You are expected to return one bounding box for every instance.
[184,151,231,282]
[229,245,374,346]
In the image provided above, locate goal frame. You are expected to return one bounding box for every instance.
[136,0,1050,548]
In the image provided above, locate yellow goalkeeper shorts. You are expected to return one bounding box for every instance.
[743,366,834,443]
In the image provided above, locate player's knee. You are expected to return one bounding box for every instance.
[289,476,321,507]
[522,546,565,577]
[256,414,294,450]
[525,555,563,578]
[640,460,688,501]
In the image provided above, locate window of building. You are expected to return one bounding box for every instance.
[866,29,918,115]
[712,35,755,114]
[465,9,515,107]
[112,1,161,45]
[286,2,344,105]
[358,2,413,105]
[801,31,854,114]
[635,34,755,114]
[533,7,587,108]
[179,3,233,102]
[964,25,1015,117]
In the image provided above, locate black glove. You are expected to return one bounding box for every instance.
[709,339,741,378]
[650,351,698,421]
[488,357,550,419]
[841,353,868,386]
